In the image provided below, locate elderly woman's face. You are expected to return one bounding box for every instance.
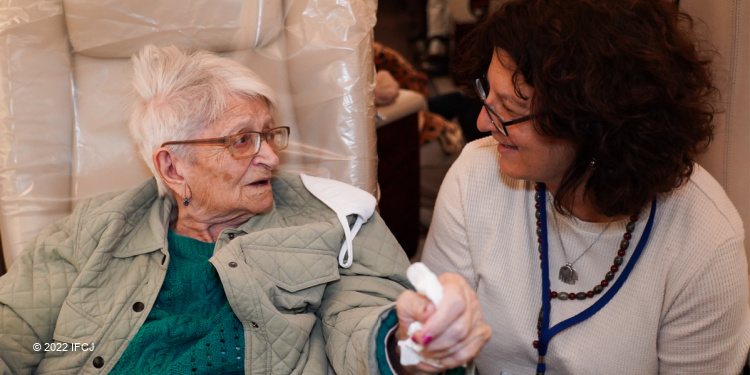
[477,49,575,190]
[183,96,279,220]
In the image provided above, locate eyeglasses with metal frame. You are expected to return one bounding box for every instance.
[475,77,532,137]
[160,126,290,159]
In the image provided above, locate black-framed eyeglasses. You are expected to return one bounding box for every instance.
[475,77,532,137]
[161,126,290,159]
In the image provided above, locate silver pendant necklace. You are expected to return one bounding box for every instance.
[550,201,613,285]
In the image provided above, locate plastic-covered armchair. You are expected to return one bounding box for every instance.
[0,0,379,268]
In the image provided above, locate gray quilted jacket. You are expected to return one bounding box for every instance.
[0,173,411,374]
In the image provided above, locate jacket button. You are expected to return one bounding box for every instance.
[133,302,145,312]
[251,321,259,328]
[228,262,238,268]
[92,356,104,368]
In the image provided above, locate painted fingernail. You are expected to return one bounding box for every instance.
[422,334,433,345]
[411,336,419,344]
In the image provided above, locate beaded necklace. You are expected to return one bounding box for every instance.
[532,183,657,375]
[536,188,639,303]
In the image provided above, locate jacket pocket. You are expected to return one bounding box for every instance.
[242,247,340,311]
[244,247,340,292]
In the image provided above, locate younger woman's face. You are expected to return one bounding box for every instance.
[477,49,575,190]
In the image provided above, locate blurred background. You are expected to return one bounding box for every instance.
[372,0,501,260]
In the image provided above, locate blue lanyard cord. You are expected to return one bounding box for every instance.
[536,184,657,373]
[539,184,552,337]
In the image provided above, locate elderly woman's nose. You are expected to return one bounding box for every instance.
[254,140,280,169]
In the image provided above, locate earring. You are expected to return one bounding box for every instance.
[183,183,190,206]
[589,157,598,169]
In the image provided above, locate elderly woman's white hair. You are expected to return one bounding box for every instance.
[128,45,279,197]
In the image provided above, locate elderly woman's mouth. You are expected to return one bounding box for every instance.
[249,178,270,186]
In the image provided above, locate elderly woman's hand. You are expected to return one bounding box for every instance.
[394,272,492,373]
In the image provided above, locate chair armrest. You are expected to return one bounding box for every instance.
[376,89,427,129]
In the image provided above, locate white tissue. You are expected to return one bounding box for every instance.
[408,262,444,305]
[399,262,444,367]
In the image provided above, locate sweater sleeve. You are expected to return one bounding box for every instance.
[0,202,88,374]
[658,235,750,374]
[421,148,478,290]
[317,211,412,374]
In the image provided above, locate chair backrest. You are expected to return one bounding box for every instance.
[681,0,750,263]
[0,0,378,267]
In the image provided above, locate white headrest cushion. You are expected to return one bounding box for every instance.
[64,0,283,58]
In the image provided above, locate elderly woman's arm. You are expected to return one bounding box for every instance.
[0,214,82,374]
[316,211,412,374]
[0,187,138,374]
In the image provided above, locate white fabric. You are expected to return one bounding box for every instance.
[300,173,376,268]
[422,136,750,374]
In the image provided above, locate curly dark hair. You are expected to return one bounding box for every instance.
[453,0,717,216]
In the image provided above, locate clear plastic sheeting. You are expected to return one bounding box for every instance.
[0,0,378,267]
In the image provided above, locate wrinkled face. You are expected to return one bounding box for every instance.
[181,96,279,221]
[477,49,575,189]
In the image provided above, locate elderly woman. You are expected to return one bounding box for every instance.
[0,45,490,374]
[421,0,750,374]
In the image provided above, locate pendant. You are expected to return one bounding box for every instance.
[559,263,578,285]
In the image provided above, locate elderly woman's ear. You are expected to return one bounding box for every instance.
[153,147,185,198]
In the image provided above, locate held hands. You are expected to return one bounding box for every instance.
[394,272,492,374]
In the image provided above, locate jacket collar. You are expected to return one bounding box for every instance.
[112,180,172,258]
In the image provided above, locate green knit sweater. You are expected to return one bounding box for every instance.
[110,230,245,375]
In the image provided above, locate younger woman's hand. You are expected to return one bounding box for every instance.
[395,272,492,373]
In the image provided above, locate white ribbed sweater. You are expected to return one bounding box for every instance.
[422,136,750,374]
